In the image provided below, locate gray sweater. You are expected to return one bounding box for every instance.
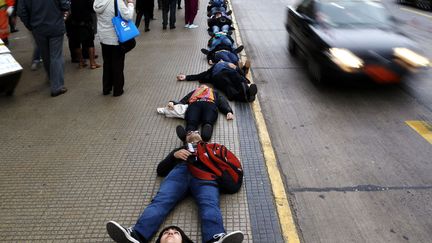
[18,0,70,36]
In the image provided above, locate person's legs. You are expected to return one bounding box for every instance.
[188,0,198,24]
[190,178,225,243]
[33,33,50,78]
[178,0,182,9]
[200,102,218,141]
[169,0,177,28]
[110,46,125,96]
[162,0,169,28]
[184,102,202,131]
[221,24,230,33]
[135,10,144,28]
[48,35,66,93]
[184,0,191,24]
[143,9,151,31]
[134,164,190,241]
[101,43,114,95]
[212,25,220,34]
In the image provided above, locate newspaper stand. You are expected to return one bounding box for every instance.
[0,39,23,96]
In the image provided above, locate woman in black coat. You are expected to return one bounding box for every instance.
[135,0,154,32]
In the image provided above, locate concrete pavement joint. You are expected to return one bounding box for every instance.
[290,184,432,193]
[229,2,301,243]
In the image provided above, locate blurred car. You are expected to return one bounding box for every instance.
[286,0,430,84]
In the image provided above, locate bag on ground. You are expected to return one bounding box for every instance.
[188,142,243,194]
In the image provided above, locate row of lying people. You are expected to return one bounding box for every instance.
[105,1,253,243]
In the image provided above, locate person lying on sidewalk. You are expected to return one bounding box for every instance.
[155,225,193,243]
[201,33,243,55]
[167,84,233,142]
[207,11,233,36]
[106,131,244,243]
[177,61,257,102]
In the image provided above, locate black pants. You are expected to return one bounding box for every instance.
[185,102,218,131]
[135,10,152,29]
[212,70,249,102]
[162,0,177,27]
[101,43,125,95]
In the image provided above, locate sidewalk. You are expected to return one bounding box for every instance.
[0,2,283,243]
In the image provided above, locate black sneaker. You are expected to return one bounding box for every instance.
[201,124,213,142]
[201,48,210,55]
[163,26,167,30]
[213,231,244,243]
[247,84,257,102]
[226,10,232,16]
[233,45,244,54]
[176,125,187,141]
[106,221,141,243]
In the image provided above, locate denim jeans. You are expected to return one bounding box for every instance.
[209,36,233,51]
[212,25,230,34]
[134,163,225,243]
[214,50,239,64]
[33,33,65,93]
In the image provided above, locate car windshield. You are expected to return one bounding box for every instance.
[315,0,392,28]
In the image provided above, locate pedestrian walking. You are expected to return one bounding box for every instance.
[93,0,135,97]
[135,0,154,32]
[17,0,70,97]
[184,0,198,29]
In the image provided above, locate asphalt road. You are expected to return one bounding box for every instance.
[232,0,432,242]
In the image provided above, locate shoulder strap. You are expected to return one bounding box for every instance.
[114,0,118,17]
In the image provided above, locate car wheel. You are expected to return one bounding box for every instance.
[307,56,327,84]
[288,36,297,56]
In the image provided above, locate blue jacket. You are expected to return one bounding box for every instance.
[18,0,70,36]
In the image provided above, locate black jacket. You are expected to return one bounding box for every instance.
[173,89,233,115]
[156,147,184,177]
[18,0,70,36]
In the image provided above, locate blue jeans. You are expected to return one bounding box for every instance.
[134,163,225,243]
[214,50,239,64]
[209,36,234,51]
[212,25,230,34]
[33,33,65,93]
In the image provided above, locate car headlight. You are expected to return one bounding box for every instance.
[328,48,364,72]
[393,48,430,68]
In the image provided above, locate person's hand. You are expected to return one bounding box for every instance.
[63,11,70,20]
[177,73,186,81]
[228,63,237,69]
[174,149,192,161]
[226,112,234,120]
[167,102,174,110]
[6,6,14,16]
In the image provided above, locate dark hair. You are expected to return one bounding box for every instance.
[155,226,194,243]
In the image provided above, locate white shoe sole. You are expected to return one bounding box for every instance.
[220,231,244,243]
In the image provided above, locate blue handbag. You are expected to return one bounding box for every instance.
[112,0,140,43]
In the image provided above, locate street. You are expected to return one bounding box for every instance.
[232,0,432,242]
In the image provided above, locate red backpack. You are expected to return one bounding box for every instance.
[187,142,243,194]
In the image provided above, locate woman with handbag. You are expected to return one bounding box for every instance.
[94,0,135,97]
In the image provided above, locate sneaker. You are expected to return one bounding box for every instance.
[170,25,176,29]
[106,221,140,243]
[201,124,213,142]
[213,231,244,243]
[51,87,68,97]
[184,24,190,28]
[226,10,232,16]
[234,45,244,54]
[157,108,165,114]
[247,84,257,102]
[176,125,187,141]
[163,25,167,30]
[188,24,198,29]
[31,61,40,71]
[201,48,210,55]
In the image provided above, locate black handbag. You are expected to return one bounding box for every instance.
[120,38,136,53]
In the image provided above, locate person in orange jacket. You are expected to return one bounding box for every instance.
[0,0,15,45]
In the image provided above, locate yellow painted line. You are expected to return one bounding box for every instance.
[400,7,432,19]
[406,121,432,144]
[229,3,301,243]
